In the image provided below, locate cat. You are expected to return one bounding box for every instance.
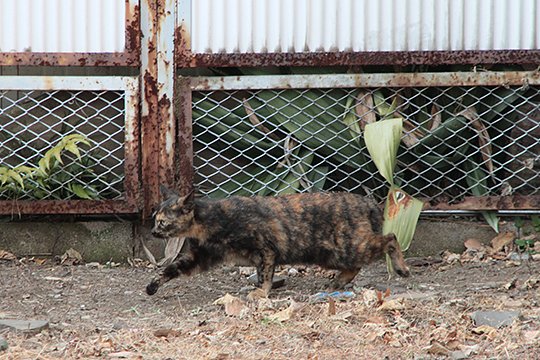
[146,186,410,299]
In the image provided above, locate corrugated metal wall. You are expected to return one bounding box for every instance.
[0,0,125,53]
[184,0,539,54]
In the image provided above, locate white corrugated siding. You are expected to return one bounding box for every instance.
[184,0,539,53]
[0,0,125,53]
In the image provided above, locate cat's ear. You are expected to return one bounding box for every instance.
[179,188,195,210]
[160,184,178,200]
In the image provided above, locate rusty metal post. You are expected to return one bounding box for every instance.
[141,0,160,218]
[175,77,193,197]
[141,0,176,218]
[157,0,177,193]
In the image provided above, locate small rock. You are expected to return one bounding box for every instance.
[112,320,128,331]
[0,319,49,333]
[238,267,255,276]
[450,350,468,360]
[507,252,530,261]
[288,268,299,276]
[471,310,520,328]
[247,274,286,289]
[239,286,256,294]
[0,337,8,351]
[108,351,135,358]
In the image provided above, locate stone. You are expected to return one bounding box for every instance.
[0,337,8,351]
[247,274,286,289]
[471,311,520,328]
[0,319,49,332]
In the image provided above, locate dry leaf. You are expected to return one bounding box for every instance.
[378,299,405,311]
[442,251,461,263]
[268,301,304,322]
[425,341,450,356]
[355,90,376,130]
[471,325,497,335]
[361,289,379,306]
[327,298,336,316]
[329,310,354,322]
[522,330,540,344]
[364,315,388,325]
[213,294,247,317]
[108,351,137,359]
[459,107,494,175]
[464,238,485,251]
[154,328,181,338]
[243,98,279,141]
[0,250,17,261]
[429,104,442,131]
[61,248,83,265]
[491,232,515,253]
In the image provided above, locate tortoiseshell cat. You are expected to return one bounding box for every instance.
[146,186,410,299]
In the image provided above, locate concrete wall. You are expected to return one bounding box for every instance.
[0,218,505,263]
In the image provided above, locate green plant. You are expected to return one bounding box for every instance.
[0,134,99,200]
[364,118,423,273]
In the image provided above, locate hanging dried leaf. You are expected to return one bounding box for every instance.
[243,98,280,141]
[401,119,423,148]
[429,104,442,131]
[459,107,494,175]
[355,90,376,130]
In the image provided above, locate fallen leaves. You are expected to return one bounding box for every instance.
[0,250,16,261]
[267,301,304,322]
[490,232,515,253]
[214,294,249,317]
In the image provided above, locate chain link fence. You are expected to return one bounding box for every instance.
[0,88,126,200]
[191,73,540,207]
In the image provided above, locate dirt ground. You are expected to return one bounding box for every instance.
[1,248,540,359]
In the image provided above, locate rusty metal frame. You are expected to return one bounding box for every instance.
[0,76,140,215]
[0,0,141,67]
[186,71,540,212]
[177,50,540,69]
[140,0,177,218]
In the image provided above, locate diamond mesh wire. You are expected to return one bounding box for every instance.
[192,84,540,204]
[0,90,125,200]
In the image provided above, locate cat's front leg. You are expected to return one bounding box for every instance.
[146,253,197,295]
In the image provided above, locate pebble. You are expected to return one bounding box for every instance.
[0,337,8,351]
[471,310,521,328]
[0,319,49,333]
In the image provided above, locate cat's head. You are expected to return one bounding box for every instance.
[152,185,195,238]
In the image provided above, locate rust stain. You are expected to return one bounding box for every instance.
[176,50,540,69]
[125,1,141,55]
[423,195,540,211]
[174,78,194,197]
[158,93,175,190]
[0,200,138,216]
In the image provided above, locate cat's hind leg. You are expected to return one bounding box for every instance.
[331,268,360,289]
[248,251,276,300]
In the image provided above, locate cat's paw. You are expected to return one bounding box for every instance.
[146,280,159,295]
